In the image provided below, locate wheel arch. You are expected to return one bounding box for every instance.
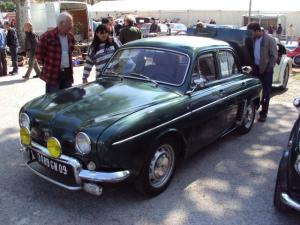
[154,128,188,162]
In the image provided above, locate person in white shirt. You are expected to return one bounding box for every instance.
[286,24,295,45]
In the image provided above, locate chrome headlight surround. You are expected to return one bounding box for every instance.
[75,132,91,155]
[19,113,30,129]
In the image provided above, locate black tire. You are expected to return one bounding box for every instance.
[135,138,178,197]
[237,101,256,134]
[280,66,289,90]
[293,54,300,67]
[273,173,291,212]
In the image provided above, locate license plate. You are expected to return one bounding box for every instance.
[35,152,68,176]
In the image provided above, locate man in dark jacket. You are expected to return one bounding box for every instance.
[247,22,278,122]
[22,22,41,79]
[4,21,18,75]
[119,15,142,44]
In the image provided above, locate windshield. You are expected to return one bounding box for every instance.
[104,48,189,86]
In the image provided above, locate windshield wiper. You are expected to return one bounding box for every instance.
[127,73,159,87]
[102,71,124,80]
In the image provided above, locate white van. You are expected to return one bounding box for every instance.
[30,1,93,42]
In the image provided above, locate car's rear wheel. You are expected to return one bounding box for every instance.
[238,101,256,134]
[293,54,300,67]
[280,66,289,90]
[135,138,177,197]
[274,173,291,212]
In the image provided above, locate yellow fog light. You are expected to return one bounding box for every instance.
[20,127,31,145]
[47,137,61,158]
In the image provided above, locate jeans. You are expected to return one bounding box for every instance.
[9,46,18,72]
[286,36,293,45]
[0,48,7,76]
[258,70,273,116]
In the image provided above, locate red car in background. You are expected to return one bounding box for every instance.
[287,46,300,67]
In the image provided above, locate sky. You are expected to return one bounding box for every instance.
[93,0,300,12]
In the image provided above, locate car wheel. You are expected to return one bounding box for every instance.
[280,66,289,90]
[135,138,177,197]
[238,101,256,134]
[274,173,291,212]
[293,54,300,67]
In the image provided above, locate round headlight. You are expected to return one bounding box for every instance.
[75,132,91,155]
[20,127,31,146]
[19,113,30,129]
[47,137,62,158]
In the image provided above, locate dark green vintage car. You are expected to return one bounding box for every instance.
[19,36,262,197]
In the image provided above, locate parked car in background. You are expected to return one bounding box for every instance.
[140,23,168,37]
[188,27,292,90]
[135,17,151,29]
[274,96,300,212]
[169,23,187,35]
[19,36,261,197]
[287,46,300,67]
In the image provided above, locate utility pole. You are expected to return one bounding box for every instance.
[248,0,252,24]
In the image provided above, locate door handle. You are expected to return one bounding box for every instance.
[241,82,246,86]
[218,89,224,96]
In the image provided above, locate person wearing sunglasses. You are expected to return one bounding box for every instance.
[82,24,119,83]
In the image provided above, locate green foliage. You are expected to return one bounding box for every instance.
[0,1,16,11]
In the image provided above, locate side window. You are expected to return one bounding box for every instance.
[192,52,217,85]
[219,51,239,78]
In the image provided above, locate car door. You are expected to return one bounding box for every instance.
[188,51,226,153]
[216,49,248,131]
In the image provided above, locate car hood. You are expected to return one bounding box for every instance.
[24,79,181,132]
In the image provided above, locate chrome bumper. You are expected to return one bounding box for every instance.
[21,141,130,195]
[281,193,300,211]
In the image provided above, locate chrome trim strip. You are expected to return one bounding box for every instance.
[112,84,261,145]
[26,161,82,191]
[79,170,130,183]
[281,192,300,211]
[112,112,191,145]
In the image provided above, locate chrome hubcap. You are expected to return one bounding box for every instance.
[244,105,254,129]
[149,144,175,188]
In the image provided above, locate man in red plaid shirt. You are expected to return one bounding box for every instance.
[36,12,75,94]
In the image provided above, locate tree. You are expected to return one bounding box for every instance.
[12,0,30,49]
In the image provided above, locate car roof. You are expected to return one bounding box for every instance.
[123,36,229,55]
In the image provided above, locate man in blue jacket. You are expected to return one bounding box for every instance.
[0,28,7,76]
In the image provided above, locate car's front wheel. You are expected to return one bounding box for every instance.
[135,138,177,197]
[238,101,256,134]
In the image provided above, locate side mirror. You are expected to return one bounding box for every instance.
[193,77,206,88]
[186,76,206,95]
[293,97,300,112]
[242,66,252,75]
